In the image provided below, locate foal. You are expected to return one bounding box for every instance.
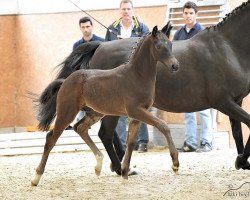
[32,25,179,186]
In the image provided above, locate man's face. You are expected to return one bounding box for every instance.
[79,21,93,37]
[120,2,134,20]
[183,8,197,26]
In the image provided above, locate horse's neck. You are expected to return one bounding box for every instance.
[212,2,250,54]
[129,39,157,79]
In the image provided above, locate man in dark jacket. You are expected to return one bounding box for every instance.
[73,16,104,50]
[70,16,104,128]
[105,0,149,41]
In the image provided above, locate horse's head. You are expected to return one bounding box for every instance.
[151,23,179,73]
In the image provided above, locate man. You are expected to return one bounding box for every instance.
[105,0,149,152]
[73,16,104,50]
[73,16,104,124]
[173,1,213,152]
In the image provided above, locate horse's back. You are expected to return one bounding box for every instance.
[90,38,140,70]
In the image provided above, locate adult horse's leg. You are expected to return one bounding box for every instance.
[121,108,179,179]
[31,108,77,186]
[219,100,250,170]
[98,116,124,175]
[229,101,244,154]
[74,111,104,176]
[113,130,125,161]
[121,119,141,179]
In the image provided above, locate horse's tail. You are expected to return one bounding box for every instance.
[37,79,64,131]
[55,41,102,79]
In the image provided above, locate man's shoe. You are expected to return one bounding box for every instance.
[138,143,147,153]
[198,143,212,152]
[181,143,196,152]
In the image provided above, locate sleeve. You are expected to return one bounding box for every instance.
[105,25,112,41]
[173,30,179,41]
[140,23,150,36]
[72,42,77,50]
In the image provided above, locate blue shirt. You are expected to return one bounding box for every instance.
[173,23,204,40]
[73,34,105,50]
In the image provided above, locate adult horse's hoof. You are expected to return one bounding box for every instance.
[110,163,122,175]
[242,161,250,170]
[128,168,138,176]
[235,154,249,170]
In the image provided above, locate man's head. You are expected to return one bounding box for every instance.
[119,0,134,22]
[182,1,198,28]
[79,16,93,38]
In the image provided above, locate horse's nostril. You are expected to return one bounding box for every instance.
[172,64,179,71]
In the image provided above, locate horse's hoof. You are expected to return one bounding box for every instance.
[95,169,101,176]
[172,165,179,174]
[31,181,38,186]
[242,161,250,170]
[110,163,122,175]
[128,168,138,176]
[235,154,248,170]
[122,174,128,180]
[31,173,42,186]
[121,169,128,179]
[110,163,114,172]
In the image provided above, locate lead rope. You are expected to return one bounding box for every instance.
[67,0,118,37]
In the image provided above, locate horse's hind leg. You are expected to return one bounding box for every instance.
[74,111,104,175]
[229,101,245,154]
[31,118,74,186]
[98,116,124,175]
[32,100,79,186]
[219,101,250,170]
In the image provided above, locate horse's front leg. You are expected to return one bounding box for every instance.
[74,113,104,176]
[121,119,141,179]
[128,108,179,174]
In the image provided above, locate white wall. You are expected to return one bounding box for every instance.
[0,0,169,15]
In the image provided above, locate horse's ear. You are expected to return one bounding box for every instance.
[161,21,173,38]
[152,26,158,37]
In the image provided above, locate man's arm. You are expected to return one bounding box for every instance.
[140,22,149,36]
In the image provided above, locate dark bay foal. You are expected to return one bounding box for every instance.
[32,24,179,186]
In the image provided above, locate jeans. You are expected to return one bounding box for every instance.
[116,116,149,146]
[184,109,213,149]
[76,110,85,122]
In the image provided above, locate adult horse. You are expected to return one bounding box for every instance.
[53,0,250,174]
[32,25,179,186]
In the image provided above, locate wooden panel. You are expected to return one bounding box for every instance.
[0,126,104,156]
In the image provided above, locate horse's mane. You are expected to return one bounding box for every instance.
[206,0,250,30]
[126,33,150,63]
